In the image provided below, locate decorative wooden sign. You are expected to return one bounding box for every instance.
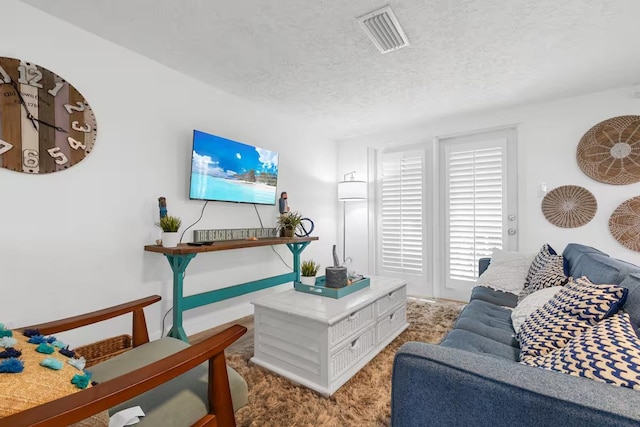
[0,56,98,174]
[194,228,279,242]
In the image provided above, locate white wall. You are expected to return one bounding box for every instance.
[1,1,337,345]
[338,86,640,296]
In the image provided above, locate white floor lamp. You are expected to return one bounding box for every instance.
[338,171,367,265]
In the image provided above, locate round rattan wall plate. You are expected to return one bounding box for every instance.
[541,185,597,228]
[609,196,640,252]
[576,115,640,185]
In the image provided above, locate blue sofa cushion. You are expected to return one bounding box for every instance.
[570,253,639,286]
[453,300,518,346]
[619,272,640,328]
[562,243,606,277]
[470,286,518,307]
[518,277,628,360]
[522,312,640,391]
[440,329,519,361]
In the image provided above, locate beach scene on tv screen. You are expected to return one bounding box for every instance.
[190,131,278,204]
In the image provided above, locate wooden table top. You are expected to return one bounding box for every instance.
[144,236,318,255]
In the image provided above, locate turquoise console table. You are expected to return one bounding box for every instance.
[144,236,318,342]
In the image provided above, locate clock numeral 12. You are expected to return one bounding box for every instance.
[48,147,69,165]
[17,65,43,88]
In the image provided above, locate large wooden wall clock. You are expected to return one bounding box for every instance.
[0,56,97,174]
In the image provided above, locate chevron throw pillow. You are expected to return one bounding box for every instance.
[522,311,640,390]
[518,276,628,361]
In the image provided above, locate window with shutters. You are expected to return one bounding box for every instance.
[377,150,424,275]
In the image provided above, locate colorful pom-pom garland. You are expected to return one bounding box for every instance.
[0,348,22,359]
[40,358,64,370]
[71,372,92,389]
[67,357,86,371]
[36,343,55,354]
[0,358,24,373]
[0,337,17,348]
[59,346,76,358]
[22,328,40,337]
[28,335,47,344]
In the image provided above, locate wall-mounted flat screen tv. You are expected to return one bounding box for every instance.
[189,130,279,205]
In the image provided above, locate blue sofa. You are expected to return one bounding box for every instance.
[391,243,640,426]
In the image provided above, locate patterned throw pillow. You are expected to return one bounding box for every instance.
[518,244,557,303]
[520,255,568,300]
[0,329,109,426]
[518,277,628,361]
[476,248,536,295]
[522,312,640,391]
[511,286,564,334]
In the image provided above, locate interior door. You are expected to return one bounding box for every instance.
[373,146,431,297]
[437,128,518,301]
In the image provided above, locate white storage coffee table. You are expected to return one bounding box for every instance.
[250,276,408,396]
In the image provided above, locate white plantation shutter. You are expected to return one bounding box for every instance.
[447,147,504,281]
[379,151,423,274]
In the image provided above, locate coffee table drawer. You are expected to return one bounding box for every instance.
[377,305,406,345]
[330,327,376,381]
[376,286,406,317]
[329,303,375,346]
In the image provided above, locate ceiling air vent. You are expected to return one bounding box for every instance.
[357,5,410,54]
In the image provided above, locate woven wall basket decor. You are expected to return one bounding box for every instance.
[541,185,597,228]
[609,196,640,252]
[576,115,640,185]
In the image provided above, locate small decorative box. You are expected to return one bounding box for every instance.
[294,276,370,299]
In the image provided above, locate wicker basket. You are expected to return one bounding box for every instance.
[74,334,132,368]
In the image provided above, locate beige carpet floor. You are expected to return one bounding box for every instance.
[227,299,464,427]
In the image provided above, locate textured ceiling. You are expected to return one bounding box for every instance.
[19,0,640,140]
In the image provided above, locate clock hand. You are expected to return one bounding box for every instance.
[10,81,38,130]
[27,114,68,133]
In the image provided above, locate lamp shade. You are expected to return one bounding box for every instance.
[338,180,367,201]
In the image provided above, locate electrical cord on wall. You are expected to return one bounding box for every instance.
[179,201,209,243]
[253,203,292,270]
[163,201,207,334]
[253,203,265,228]
[161,307,173,336]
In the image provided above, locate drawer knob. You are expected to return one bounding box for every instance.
[390,313,395,321]
[349,338,360,351]
[387,292,394,299]
[348,312,357,321]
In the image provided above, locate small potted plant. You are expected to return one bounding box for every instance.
[156,215,182,247]
[300,259,320,286]
[277,211,303,238]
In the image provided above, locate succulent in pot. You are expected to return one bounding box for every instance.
[276,211,303,237]
[156,215,182,247]
[300,259,320,286]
